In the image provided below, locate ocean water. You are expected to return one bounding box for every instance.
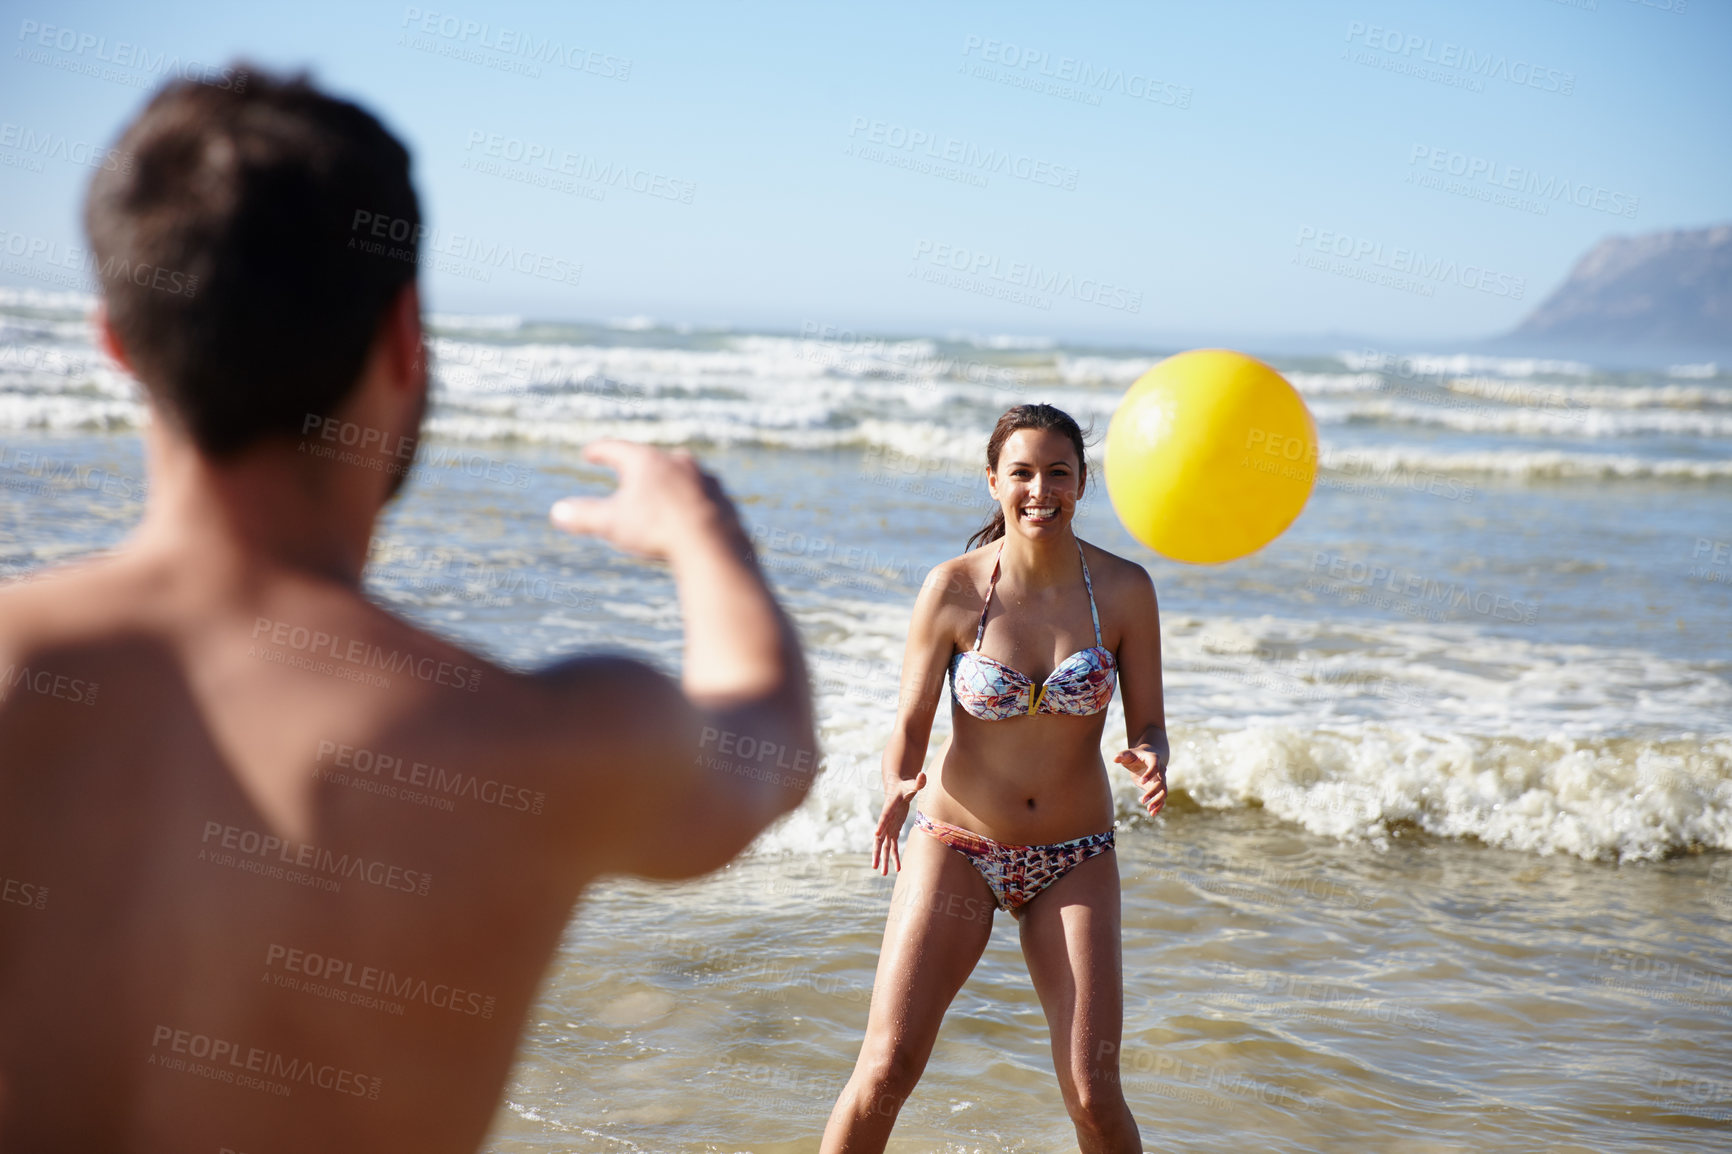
[2,290,1730,1149]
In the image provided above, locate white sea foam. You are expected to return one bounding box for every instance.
[0,313,99,346]
[730,333,946,380]
[7,386,1726,490]
[1173,726,1730,862]
[1055,354,1156,386]
[1157,614,1732,740]
[1311,397,1732,437]
[426,313,522,332]
[1315,445,1732,482]
[1285,371,1387,395]
[4,315,1726,486]
[417,337,1732,447]
[950,331,1056,350]
[0,392,143,432]
[761,603,1732,863]
[1338,350,1596,378]
[0,287,96,313]
[1434,374,1732,412]
[1543,381,1732,410]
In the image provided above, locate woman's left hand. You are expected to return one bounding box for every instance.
[1114,745,1167,817]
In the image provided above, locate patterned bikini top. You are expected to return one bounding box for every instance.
[949,540,1117,720]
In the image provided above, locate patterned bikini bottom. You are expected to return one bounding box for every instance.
[913,812,1115,914]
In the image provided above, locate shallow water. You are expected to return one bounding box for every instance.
[3,302,1730,1149]
[487,808,1732,1152]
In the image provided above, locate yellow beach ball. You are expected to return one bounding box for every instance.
[1104,349,1317,565]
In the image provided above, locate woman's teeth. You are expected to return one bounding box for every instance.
[1022,507,1058,522]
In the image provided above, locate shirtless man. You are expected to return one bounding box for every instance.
[0,71,814,1152]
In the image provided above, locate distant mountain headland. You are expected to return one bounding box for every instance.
[1494,224,1731,360]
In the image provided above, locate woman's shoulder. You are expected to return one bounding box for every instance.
[1079,538,1152,580]
[1078,539,1157,599]
[922,544,996,604]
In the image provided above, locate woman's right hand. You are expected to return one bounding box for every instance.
[872,771,926,874]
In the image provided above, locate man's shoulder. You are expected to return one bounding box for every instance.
[515,652,686,746]
[0,558,130,649]
[0,560,150,714]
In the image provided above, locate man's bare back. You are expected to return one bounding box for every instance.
[0,445,813,1152]
[0,68,814,1153]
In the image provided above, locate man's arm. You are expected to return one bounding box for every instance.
[541,442,815,880]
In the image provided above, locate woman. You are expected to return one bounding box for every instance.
[822,404,1169,1153]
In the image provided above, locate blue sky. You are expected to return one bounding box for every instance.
[2,0,1727,349]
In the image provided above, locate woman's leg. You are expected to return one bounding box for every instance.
[1017,848,1143,1154]
[821,825,998,1153]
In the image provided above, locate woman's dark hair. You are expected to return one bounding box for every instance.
[965,403,1089,551]
[84,65,421,458]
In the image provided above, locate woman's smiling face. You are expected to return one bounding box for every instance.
[989,427,1083,538]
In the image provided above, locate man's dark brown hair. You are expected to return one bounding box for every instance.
[84,65,421,458]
